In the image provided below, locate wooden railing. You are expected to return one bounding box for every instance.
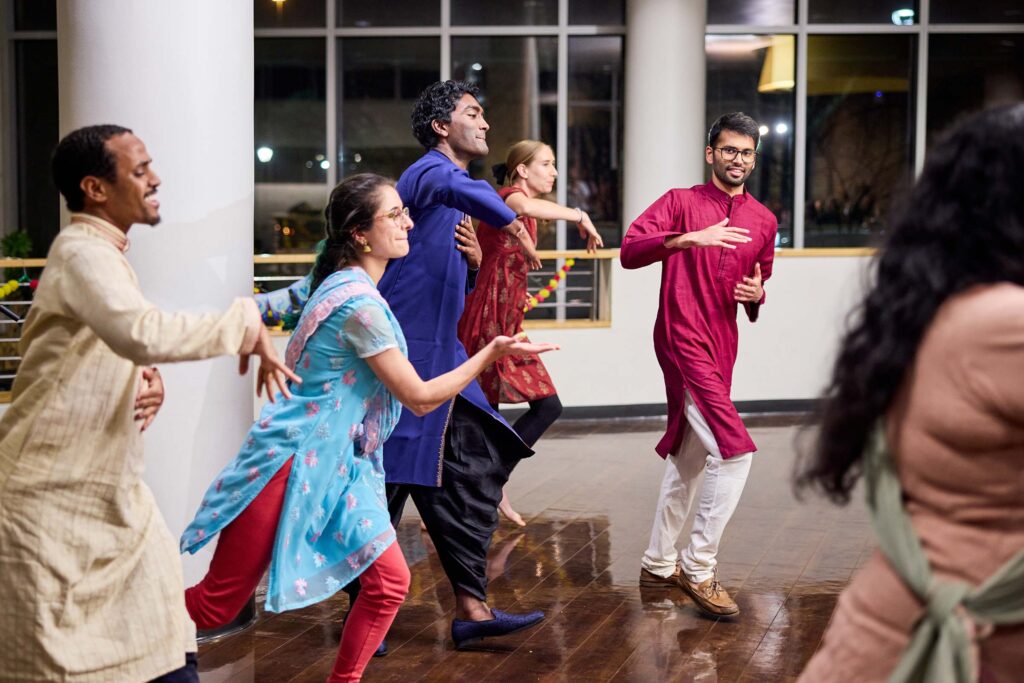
[0,246,879,402]
[254,250,620,331]
[0,250,620,400]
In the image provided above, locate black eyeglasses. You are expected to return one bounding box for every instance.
[714,146,758,163]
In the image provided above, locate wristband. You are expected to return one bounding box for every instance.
[574,207,584,224]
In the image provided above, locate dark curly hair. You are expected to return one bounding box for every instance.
[707,112,760,149]
[52,124,133,211]
[309,173,395,295]
[796,103,1024,504]
[411,80,482,150]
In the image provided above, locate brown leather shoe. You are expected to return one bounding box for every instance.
[680,574,739,617]
[639,566,681,588]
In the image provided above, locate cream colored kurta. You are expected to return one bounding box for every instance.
[0,214,260,682]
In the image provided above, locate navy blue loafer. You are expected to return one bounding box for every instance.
[451,609,545,650]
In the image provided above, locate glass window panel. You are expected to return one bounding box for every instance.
[254,39,327,253]
[805,35,915,248]
[255,39,327,184]
[927,35,1024,150]
[568,35,624,249]
[707,0,795,25]
[705,35,796,248]
[338,38,441,181]
[932,0,1024,23]
[809,0,918,24]
[14,0,56,30]
[338,0,440,27]
[15,41,60,256]
[451,36,558,241]
[253,185,329,254]
[570,0,625,25]
[451,0,557,26]
[254,0,325,28]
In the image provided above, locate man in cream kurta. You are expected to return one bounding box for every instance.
[0,125,293,681]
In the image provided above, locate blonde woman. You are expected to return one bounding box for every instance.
[457,140,602,525]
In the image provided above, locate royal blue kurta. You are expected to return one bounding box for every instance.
[381,150,531,486]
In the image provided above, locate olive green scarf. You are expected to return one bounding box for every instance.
[864,426,1024,682]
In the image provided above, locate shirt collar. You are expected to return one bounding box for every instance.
[702,179,748,206]
[70,213,130,253]
[428,148,457,167]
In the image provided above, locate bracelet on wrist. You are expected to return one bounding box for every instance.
[574,207,584,224]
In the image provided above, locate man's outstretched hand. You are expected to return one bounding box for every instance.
[239,325,302,402]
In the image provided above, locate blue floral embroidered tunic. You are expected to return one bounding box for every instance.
[181,267,406,613]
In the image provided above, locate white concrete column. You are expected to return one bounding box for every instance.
[57,1,254,585]
[592,0,706,408]
[622,0,706,221]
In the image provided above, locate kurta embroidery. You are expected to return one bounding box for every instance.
[181,267,406,613]
[458,186,557,405]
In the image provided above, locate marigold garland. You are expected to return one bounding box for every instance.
[0,279,21,299]
[523,258,575,312]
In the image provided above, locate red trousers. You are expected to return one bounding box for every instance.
[185,457,410,682]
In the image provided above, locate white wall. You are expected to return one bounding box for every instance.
[2,256,871,423]
[522,254,870,407]
[734,255,869,401]
[243,253,871,417]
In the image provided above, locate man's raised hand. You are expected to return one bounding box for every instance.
[667,218,751,250]
[733,262,764,303]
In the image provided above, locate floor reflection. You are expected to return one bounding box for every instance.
[196,420,871,682]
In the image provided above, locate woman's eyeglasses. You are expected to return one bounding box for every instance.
[377,207,411,225]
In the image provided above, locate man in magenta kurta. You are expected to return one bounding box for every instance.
[622,113,777,618]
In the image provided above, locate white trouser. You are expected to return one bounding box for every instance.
[641,391,752,584]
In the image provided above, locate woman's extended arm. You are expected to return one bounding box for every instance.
[365,336,558,416]
[504,193,604,253]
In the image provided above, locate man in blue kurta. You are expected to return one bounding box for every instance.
[363,81,545,649]
[258,81,545,649]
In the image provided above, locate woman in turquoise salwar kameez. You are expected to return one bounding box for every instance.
[179,174,556,682]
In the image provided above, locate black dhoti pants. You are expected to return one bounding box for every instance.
[346,396,530,604]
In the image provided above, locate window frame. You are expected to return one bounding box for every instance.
[253,0,624,321]
[707,0,1024,248]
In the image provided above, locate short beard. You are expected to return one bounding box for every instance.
[713,164,749,188]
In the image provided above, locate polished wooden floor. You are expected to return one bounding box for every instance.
[196,417,874,682]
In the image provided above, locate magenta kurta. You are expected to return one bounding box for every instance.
[621,180,777,459]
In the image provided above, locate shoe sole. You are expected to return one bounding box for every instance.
[453,616,545,651]
[679,582,740,617]
[639,567,683,588]
[638,576,680,588]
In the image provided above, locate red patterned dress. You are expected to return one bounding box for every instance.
[458,186,557,405]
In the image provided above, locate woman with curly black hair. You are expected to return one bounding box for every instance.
[797,104,1024,681]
